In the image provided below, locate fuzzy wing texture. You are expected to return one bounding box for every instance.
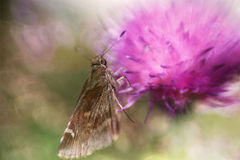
[58,82,119,159]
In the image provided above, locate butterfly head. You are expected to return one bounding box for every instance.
[91,55,107,67]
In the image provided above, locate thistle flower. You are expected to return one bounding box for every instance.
[105,0,240,118]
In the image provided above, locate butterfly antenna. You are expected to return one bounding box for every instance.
[102,30,126,55]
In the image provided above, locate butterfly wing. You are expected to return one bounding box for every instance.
[58,81,119,159]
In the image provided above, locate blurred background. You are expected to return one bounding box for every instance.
[1,0,240,160]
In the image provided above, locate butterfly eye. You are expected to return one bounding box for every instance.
[101,59,107,66]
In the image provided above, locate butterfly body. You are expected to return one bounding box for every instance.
[58,55,120,159]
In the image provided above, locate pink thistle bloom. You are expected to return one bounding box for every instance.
[105,1,240,118]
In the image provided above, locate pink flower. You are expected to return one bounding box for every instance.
[105,1,240,119]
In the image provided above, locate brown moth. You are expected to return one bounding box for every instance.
[58,54,127,159]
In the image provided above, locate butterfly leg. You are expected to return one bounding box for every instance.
[112,91,123,109]
[116,76,133,94]
[114,66,131,87]
[116,76,131,87]
[114,67,125,76]
[112,92,135,123]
